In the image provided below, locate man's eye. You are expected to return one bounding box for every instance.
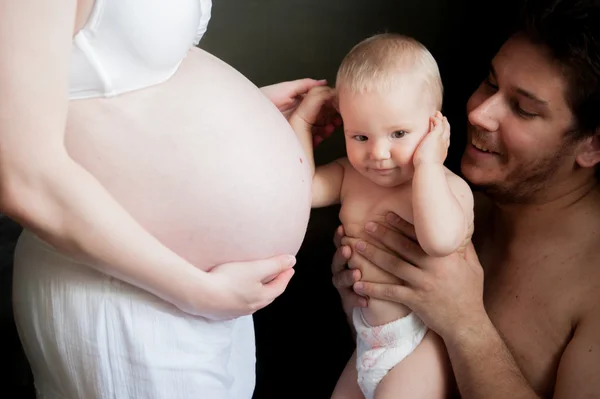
[514,104,538,119]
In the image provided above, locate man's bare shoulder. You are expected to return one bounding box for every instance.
[569,186,600,263]
[553,282,600,398]
[554,186,600,318]
[549,189,600,397]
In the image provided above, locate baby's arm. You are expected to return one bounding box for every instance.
[413,167,474,256]
[289,86,344,207]
[412,115,474,257]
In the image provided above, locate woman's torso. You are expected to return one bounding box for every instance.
[65,0,312,270]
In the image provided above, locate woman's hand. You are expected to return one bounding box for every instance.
[183,254,297,320]
[262,79,341,146]
[347,212,486,341]
[261,78,327,115]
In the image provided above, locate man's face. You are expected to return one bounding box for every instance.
[461,35,580,203]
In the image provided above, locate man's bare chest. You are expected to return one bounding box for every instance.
[479,247,576,396]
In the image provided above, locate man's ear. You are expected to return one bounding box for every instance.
[576,128,600,168]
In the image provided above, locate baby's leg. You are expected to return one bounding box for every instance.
[374,331,452,399]
[350,239,447,398]
[331,351,365,399]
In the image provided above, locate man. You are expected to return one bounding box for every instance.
[331,0,600,397]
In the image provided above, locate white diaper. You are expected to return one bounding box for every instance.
[353,308,428,399]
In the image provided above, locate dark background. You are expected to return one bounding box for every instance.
[1,1,521,398]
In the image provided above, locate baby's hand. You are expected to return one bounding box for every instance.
[413,112,450,167]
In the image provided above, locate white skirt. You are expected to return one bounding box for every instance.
[12,229,256,399]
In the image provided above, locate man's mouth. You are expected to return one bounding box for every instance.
[471,140,502,155]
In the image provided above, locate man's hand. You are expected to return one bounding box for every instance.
[348,212,486,341]
[413,111,451,167]
[331,225,368,323]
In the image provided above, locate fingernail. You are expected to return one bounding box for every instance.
[286,256,296,267]
[356,241,366,252]
[354,282,364,293]
[386,213,400,225]
[365,222,377,233]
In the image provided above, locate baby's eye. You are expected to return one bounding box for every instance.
[353,135,368,142]
[391,130,407,139]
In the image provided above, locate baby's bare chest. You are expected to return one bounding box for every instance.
[338,171,413,240]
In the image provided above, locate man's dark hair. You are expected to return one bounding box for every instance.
[517,0,600,139]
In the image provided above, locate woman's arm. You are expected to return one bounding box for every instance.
[0,0,294,319]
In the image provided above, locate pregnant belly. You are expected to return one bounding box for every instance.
[65,48,312,270]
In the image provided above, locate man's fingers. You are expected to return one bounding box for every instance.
[332,268,361,290]
[383,212,418,240]
[340,236,359,249]
[331,245,351,275]
[353,281,415,307]
[333,225,345,248]
[365,218,424,265]
[351,241,425,286]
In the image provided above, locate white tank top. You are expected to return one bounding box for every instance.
[69,0,212,100]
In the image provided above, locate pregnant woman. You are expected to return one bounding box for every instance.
[2,0,317,398]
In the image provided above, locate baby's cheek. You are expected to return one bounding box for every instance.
[392,146,418,167]
[346,150,365,169]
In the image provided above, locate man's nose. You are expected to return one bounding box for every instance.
[468,94,503,132]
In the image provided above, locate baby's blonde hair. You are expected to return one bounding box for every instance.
[336,33,444,109]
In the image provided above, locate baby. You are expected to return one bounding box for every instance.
[290,34,474,399]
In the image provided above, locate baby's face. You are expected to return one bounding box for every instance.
[338,80,437,187]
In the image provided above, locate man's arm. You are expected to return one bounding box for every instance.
[445,315,540,399]
[553,307,600,398]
